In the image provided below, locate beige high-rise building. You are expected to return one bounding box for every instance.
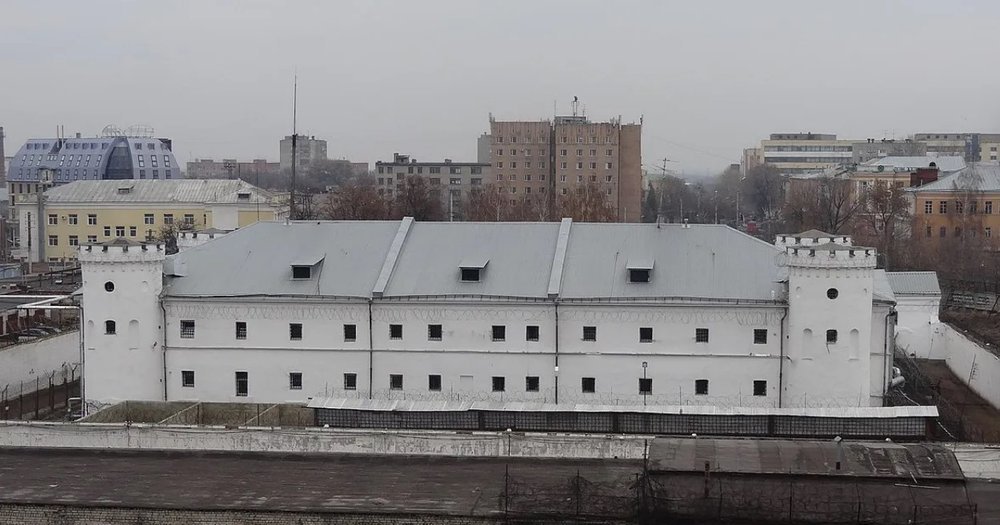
[279,135,327,173]
[488,115,642,222]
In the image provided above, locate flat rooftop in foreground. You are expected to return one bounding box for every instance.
[0,448,638,516]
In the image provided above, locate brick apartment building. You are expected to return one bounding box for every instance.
[489,114,642,222]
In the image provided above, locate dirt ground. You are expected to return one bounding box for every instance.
[941,308,1000,351]
[916,359,1000,442]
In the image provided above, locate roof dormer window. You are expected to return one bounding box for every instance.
[627,259,654,283]
[237,192,251,200]
[459,258,489,282]
[291,255,323,280]
[117,186,133,195]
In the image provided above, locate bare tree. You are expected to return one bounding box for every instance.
[782,177,860,234]
[556,182,618,222]
[391,175,444,221]
[742,165,784,221]
[319,179,390,220]
[854,182,911,269]
[464,187,547,222]
[157,224,179,255]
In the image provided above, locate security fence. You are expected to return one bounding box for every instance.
[315,407,931,440]
[0,366,79,420]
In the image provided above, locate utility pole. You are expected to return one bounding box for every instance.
[289,74,298,221]
[714,190,719,224]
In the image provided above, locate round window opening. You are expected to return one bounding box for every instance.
[104,281,115,293]
[827,288,839,299]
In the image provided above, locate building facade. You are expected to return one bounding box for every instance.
[279,135,327,173]
[80,220,897,412]
[186,159,281,180]
[0,126,6,183]
[851,139,926,164]
[17,179,281,263]
[374,153,490,220]
[759,133,855,175]
[489,115,642,222]
[6,132,180,209]
[910,163,1000,245]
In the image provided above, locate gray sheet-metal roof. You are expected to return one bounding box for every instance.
[165,221,402,298]
[862,155,967,173]
[911,163,1000,193]
[381,221,561,298]
[41,179,274,204]
[886,271,941,296]
[872,270,896,303]
[647,437,963,479]
[559,223,784,300]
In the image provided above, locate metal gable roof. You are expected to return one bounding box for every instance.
[381,221,561,298]
[885,271,941,296]
[911,163,1000,193]
[559,223,784,301]
[41,179,275,204]
[165,221,402,298]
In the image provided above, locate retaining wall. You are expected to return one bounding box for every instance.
[0,331,79,393]
[0,420,647,459]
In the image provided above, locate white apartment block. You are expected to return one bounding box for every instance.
[79,221,899,412]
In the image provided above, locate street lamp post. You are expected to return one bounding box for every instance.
[642,361,648,406]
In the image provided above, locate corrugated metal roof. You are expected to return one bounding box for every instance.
[42,179,275,204]
[886,271,941,296]
[165,221,403,298]
[306,396,937,418]
[872,270,896,303]
[647,437,963,479]
[862,155,967,173]
[911,163,1000,193]
[381,221,561,298]
[559,223,784,300]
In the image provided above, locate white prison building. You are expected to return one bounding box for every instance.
[79,220,900,411]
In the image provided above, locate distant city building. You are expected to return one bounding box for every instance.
[489,113,642,222]
[851,139,926,164]
[477,133,491,164]
[758,133,854,175]
[279,135,327,173]
[741,147,763,176]
[913,133,1000,162]
[0,126,6,183]
[374,153,490,220]
[186,159,281,180]
[6,130,180,210]
[909,163,1000,245]
[16,179,282,264]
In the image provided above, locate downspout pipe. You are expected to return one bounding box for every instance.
[159,299,168,402]
[554,300,559,405]
[368,299,374,400]
[778,308,788,408]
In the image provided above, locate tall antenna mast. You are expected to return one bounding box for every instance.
[289,74,298,221]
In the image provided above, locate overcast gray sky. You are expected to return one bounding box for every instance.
[2,0,999,176]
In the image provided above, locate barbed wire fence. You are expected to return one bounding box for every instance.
[0,364,80,421]
[890,347,1000,443]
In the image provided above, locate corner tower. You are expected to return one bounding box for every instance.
[80,239,165,408]
[782,241,877,407]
